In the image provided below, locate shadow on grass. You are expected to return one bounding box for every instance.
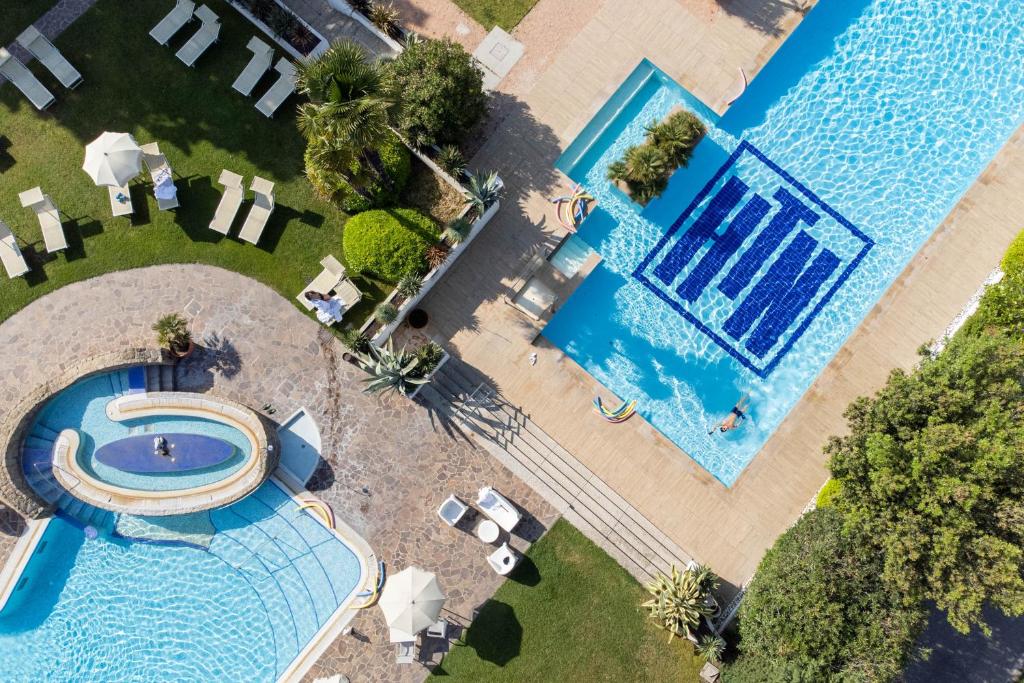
[508,555,540,586]
[433,600,522,673]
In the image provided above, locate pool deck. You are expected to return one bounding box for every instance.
[0,265,557,683]
[405,0,1024,589]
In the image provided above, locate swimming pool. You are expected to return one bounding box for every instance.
[544,0,1024,485]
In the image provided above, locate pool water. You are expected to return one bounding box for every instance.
[0,480,363,682]
[545,0,1024,485]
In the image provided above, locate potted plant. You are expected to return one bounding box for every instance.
[153,313,194,358]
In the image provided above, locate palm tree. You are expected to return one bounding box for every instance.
[607,144,669,203]
[295,42,399,198]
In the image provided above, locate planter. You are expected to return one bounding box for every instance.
[227,0,329,60]
[171,340,195,359]
[324,0,404,54]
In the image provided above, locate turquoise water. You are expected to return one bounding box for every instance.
[29,371,249,492]
[549,234,595,277]
[0,480,363,681]
[545,0,1024,484]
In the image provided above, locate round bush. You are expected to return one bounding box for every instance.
[343,208,439,282]
[1001,229,1024,276]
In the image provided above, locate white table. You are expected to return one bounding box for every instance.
[476,519,500,543]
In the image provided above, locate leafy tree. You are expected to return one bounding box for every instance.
[383,38,488,147]
[827,330,1024,635]
[730,508,925,682]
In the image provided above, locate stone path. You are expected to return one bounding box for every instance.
[283,0,399,58]
[0,265,556,683]
[1,0,97,85]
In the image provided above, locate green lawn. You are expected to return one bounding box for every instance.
[0,0,54,45]
[429,520,703,681]
[451,0,540,31]
[0,0,386,326]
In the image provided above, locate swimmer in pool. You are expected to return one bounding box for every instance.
[711,394,750,434]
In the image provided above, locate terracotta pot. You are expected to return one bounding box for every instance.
[171,339,195,359]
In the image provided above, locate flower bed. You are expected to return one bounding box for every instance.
[227,0,328,59]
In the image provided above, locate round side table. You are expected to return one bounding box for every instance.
[476,519,500,543]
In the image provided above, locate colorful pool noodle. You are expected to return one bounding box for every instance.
[593,397,637,423]
[551,184,593,232]
[295,499,335,530]
[354,560,387,608]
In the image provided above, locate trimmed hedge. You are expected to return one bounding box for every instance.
[343,208,439,282]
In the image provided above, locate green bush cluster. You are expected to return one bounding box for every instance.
[304,133,411,213]
[342,208,439,282]
[607,109,705,204]
[814,478,841,508]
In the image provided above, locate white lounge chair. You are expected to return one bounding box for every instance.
[255,58,296,118]
[232,37,274,96]
[487,542,521,576]
[476,486,522,533]
[297,255,362,310]
[108,185,133,217]
[210,169,245,234]
[18,187,66,253]
[395,641,415,665]
[141,142,178,210]
[176,5,220,67]
[238,176,274,245]
[0,221,30,278]
[0,48,55,111]
[151,0,196,45]
[16,27,83,89]
[436,495,469,527]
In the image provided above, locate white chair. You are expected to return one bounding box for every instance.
[436,495,469,527]
[232,37,274,96]
[487,542,521,576]
[255,58,296,118]
[297,255,362,311]
[476,486,522,533]
[395,641,415,664]
[426,619,448,639]
[210,169,245,234]
[176,5,220,67]
[18,187,66,253]
[150,0,196,45]
[16,26,83,89]
[141,142,178,210]
[108,185,133,217]
[0,221,30,278]
[238,176,274,245]
[0,48,55,111]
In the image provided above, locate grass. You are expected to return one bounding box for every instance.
[0,0,387,326]
[428,520,703,682]
[0,0,54,46]
[450,0,540,31]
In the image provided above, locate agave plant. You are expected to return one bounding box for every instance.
[340,328,370,354]
[463,170,502,216]
[696,633,726,664]
[374,302,399,325]
[442,217,472,245]
[436,145,466,177]
[355,339,429,396]
[642,565,713,642]
[396,273,422,299]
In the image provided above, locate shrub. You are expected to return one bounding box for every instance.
[340,329,370,354]
[343,208,439,282]
[369,2,401,38]
[442,217,472,244]
[383,38,488,147]
[436,145,466,177]
[815,478,841,508]
[307,133,411,213]
[1000,229,1024,275]
[396,273,422,299]
[374,302,399,324]
[425,244,448,270]
[412,342,445,377]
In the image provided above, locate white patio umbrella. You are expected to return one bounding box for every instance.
[82,132,143,187]
[378,567,446,642]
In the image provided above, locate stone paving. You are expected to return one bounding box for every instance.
[0,265,556,683]
[283,0,399,58]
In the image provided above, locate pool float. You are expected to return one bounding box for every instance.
[354,560,387,608]
[550,184,593,232]
[295,499,335,530]
[593,396,637,423]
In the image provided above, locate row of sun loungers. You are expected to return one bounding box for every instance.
[1,187,68,278]
[0,26,84,111]
[209,170,275,245]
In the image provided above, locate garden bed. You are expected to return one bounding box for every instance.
[227,0,328,59]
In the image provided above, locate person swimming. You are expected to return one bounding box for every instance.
[711,394,750,434]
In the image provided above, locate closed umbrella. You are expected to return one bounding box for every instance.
[378,567,446,642]
[82,132,142,187]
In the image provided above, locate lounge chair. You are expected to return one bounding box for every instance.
[150,0,196,45]
[297,254,362,308]
[436,495,469,527]
[476,486,522,533]
[108,184,133,217]
[18,187,66,253]
[238,176,274,245]
[255,58,296,118]
[232,37,274,96]
[141,142,178,210]
[210,169,245,234]
[426,620,448,640]
[0,221,30,278]
[395,641,415,664]
[0,48,55,111]
[487,542,521,576]
[176,5,220,67]
[16,27,83,89]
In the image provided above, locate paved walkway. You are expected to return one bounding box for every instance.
[284,0,399,58]
[0,265,556,683]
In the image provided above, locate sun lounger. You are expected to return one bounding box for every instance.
[476,486,522,533]
[108,185,133,217]
[297,255,363,321]
[150,0,196,45]
[16,26,83,90]
[210,169,245,234]
[255,58,296,118]
[176,5,220,67]
[0,221,30,278]
[238,176,274,245]
[141,142,178,210]
[232,37,274,96]
[0,48,55,111]
[18,187,66,253]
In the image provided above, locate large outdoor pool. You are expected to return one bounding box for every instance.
[544,0,1024,485]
